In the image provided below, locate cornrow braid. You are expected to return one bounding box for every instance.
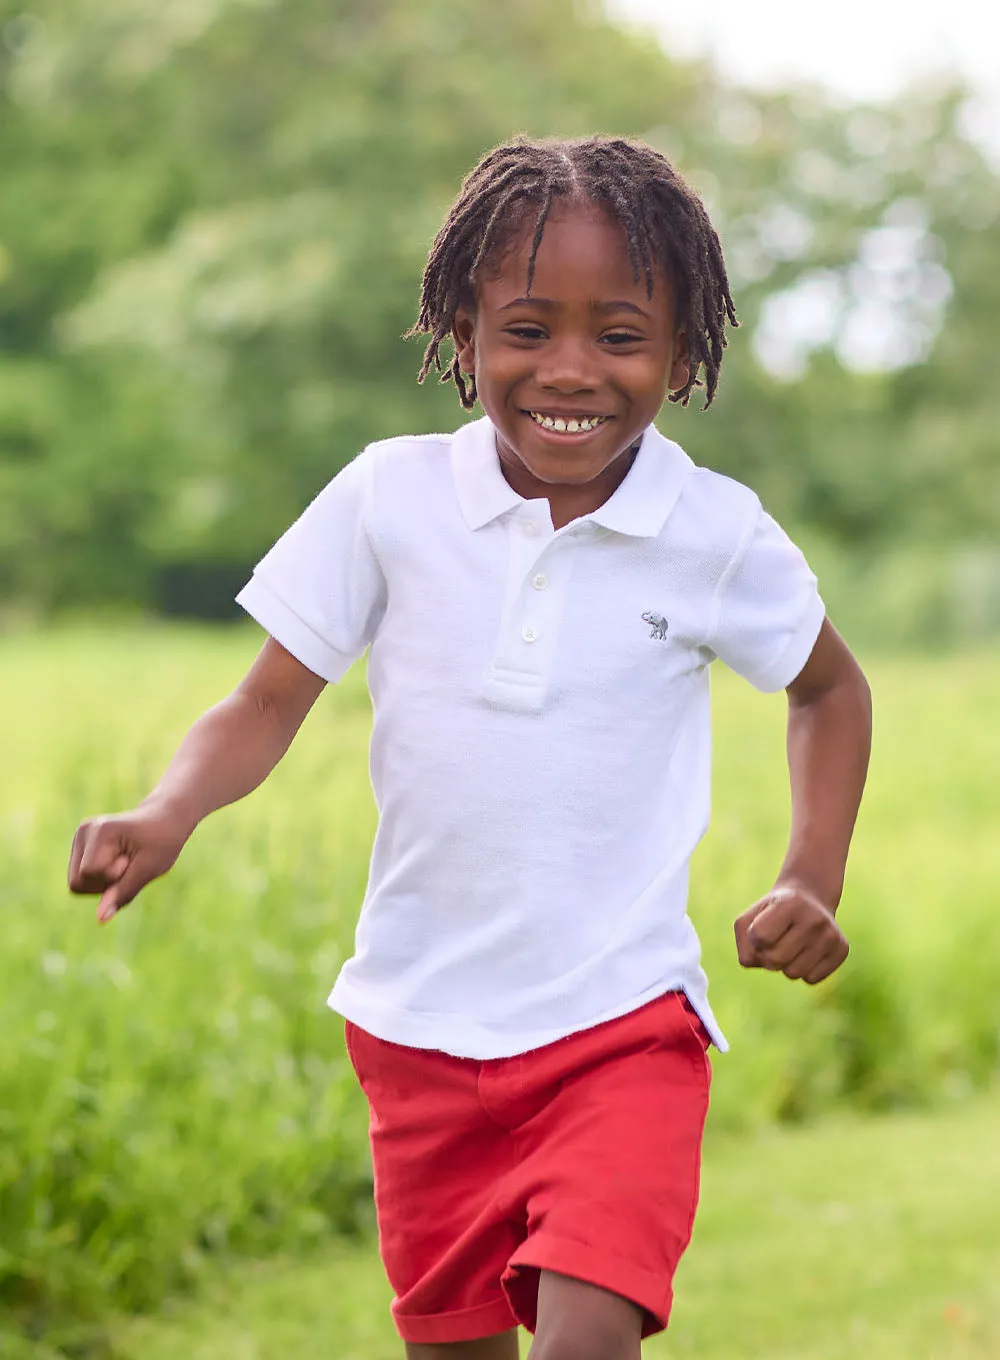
[407,134,738,412]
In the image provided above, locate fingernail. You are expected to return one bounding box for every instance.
[98,906,116,924]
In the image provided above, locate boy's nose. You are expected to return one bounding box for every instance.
[535,338,600,392]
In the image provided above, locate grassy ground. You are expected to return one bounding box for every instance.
[2,626,999,1350]
[113,1093,1000,1360]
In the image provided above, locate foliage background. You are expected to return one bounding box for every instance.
[2,2,999,1353]
[1,0,998,640]
[3,631,999,1345]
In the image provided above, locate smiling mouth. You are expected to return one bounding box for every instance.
[526,411,611,433]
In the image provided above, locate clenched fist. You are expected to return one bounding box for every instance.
[734,885,848,985]
[67,805,191,924]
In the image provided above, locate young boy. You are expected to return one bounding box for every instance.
[69,136,872,1360]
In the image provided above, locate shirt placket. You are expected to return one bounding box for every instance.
[482,507,573,710]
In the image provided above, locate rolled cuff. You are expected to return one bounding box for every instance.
[392,1295,518,1345]
[742,595,826,693]
[236,574,358,684]
[504,1232,675,1338]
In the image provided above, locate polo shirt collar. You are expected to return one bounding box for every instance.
[451,418,524,530]
[586,424,692,537]
[450,415,692,537]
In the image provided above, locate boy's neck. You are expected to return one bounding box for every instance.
[496,436,641,531]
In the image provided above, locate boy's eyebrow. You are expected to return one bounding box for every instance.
[497,297,554,312]
[592,300,652,319]
[498,297,653,319]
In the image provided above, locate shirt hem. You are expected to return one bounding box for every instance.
[327,978,729,1058]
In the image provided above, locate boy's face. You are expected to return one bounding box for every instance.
[453,200,689,521]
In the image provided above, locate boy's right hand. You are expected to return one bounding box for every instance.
[67,640,327,926]
[68,805,191,924]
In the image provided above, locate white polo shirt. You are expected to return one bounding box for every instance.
[236,416,825,1058]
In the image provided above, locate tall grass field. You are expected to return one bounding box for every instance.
[2,627,999,1349]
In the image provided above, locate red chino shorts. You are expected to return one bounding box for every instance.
[344,989,712,1345]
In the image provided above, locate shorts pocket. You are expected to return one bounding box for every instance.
[672,991,713,1056]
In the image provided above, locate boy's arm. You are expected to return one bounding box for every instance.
[734,619,872,984]
[68,638,326,924]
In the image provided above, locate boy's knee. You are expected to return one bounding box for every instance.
[529,1331,637,1360]
[529,1271,643,1360]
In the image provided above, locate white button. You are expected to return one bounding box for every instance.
[521,625,539,643]
[522,522,539,537]
[532,573,548,591]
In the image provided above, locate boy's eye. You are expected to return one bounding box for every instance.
[601,331,643,346]
[504,327,644,345]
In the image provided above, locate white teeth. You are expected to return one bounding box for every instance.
[529,412,605,432]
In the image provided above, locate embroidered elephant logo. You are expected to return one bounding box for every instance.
[641,611,669,640]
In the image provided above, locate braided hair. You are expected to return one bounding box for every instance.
[408,135,738,411]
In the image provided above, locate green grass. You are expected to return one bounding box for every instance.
[2,625,999,1350]
[109,1094,1000,1360]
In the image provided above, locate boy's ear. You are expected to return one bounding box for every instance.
[452,309,476,375]
[668,326,690,392]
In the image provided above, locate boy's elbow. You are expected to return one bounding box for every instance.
[250,687,280,725]
[856,663,872,720]
[232,684,296,748]
[235,637,326,738]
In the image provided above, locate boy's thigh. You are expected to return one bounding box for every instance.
[405,1331,520,1360]
[502,991,711,1339]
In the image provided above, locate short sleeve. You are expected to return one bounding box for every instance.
[708,506,825,692]
[235,451,386,683]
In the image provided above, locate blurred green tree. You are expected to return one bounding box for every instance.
[0,0,997,620]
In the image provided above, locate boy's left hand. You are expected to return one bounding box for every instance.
[734,885,848,984]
